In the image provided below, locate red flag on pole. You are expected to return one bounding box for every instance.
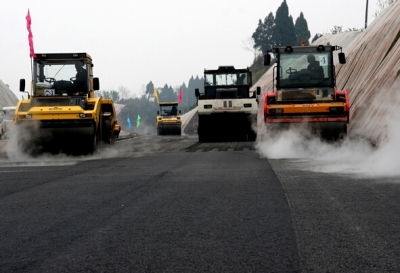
[178,89,182,103]
[26,9,36,58]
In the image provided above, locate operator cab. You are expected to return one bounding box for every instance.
[264,45,346,102]
[19,53,101,109]
[33,60,91,97]
[200,66,253,99]
[158,103,181,116]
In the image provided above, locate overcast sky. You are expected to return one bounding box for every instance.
[0,0,380,99]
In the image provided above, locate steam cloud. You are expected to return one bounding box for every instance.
[255,115,400,178]
[1,121,120,166]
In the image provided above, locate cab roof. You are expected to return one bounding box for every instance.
[34,53,92,62]
[204,66,250,74]
[270,45,341,54]
[158,102,178,106]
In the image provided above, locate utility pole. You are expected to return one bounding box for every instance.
[365,0,369,29]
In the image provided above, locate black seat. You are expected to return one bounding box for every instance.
[308,61,324,79]
[53,80,74,95]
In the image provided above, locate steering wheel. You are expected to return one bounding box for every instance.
[44,77,56,84]
[70,77,76,83]
[286,68,297,75]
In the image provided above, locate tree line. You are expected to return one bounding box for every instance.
[252,0,397,52]
[249,0,367,83]
[96,76,203,134]
[252,0,311,55]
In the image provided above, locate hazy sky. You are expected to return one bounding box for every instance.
[0,0,380,99]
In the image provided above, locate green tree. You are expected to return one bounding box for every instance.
[374,0,398,17]
[311,33,323,43]
[110,90,120,102]
[252,12,275,54]
[331,25,343,34]
[119,95,158,134]
[180,82,188,104]
[294,12,311,45]
[345,28,362,32]
[145,81,154,100]
[252,19,264,53]
[159,84,175,102]
[274,0,297,46]
[177,76,202,115]
[97,90,120,102]
[118,86,131,100]
[187,75,202,106]
[119,99,137,130]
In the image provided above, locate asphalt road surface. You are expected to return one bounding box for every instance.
[0,135,399,272]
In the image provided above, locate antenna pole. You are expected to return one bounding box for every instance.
[365,0,369,29]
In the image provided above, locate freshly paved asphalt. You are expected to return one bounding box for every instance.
[0,135,399,272]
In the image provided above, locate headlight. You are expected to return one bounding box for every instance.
[25,114,32,119]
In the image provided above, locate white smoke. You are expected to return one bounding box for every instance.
[1,121,120,166]
[4,122,38,162]
[256,116,400,178]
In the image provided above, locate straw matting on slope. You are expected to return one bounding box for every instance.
[181,107,198,135]
[114,103,125,117]
[335,2,400,143]
[0,80,18,109]
[252,1,400,143]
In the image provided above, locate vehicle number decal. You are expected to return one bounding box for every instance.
[319,54,329,66]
